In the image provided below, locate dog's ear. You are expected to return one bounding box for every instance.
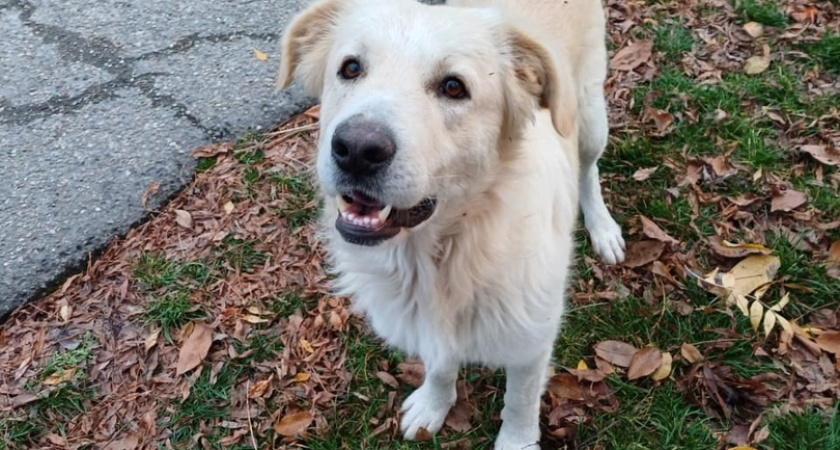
[503,28,578,138]
[277,0,343,96]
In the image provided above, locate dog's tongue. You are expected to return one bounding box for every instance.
[350,191,384,208]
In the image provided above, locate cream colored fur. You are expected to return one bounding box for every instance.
[278,0,624,448]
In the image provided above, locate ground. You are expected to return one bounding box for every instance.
[1,0,839,449]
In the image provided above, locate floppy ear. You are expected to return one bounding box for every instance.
[277,0,343,97]
[503,28,578,138]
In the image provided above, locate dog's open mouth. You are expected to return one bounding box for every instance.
[335,191,436,246]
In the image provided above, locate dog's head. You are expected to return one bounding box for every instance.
[278,0,576,246]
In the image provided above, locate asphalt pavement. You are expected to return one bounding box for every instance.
[0,0,318,317]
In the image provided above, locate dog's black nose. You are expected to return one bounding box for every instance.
[331,116,396,177]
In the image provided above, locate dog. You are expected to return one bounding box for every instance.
[277,0,624,447]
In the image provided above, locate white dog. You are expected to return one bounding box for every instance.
[277,0,624,447]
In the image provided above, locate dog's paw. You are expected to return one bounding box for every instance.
[586,218,625,265]
[494,426,539,450]
[400,384,456,440]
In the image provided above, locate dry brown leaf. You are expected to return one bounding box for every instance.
[627,347,663,380]
[800,145,840,167]
[622,240,666,268]
[396,360,425,388]
[548,373,585,400]
[248,376,273,398]
[273,411,312,437]
[103,434,139,450]
[707,236,772,259]
[240,314,269,324]
[444,399,472,433]
[609,40,653,71]
[376,371,399,389]
[745,45,771,75]
[144,328,161,353]
[651,352,673,381]
[43,367,76,386]
[826,241,840,265]
[414,427,433,442]
[174,209,193,229]
[680,343,704,364]
[594,340,639,368]
[816,332,840,354]
[770,189,807,212]
[294,372,310,383]
[176,322,213,376]
[632,166,659,181]
[639,215,679,244]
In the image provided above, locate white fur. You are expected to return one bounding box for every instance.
[278,0,624,447]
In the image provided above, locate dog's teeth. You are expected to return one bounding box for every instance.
[336,195,351,212]
[371,218,380,226]
[346,213,356,221]
[377,205,392,222]
[363,217,371,225]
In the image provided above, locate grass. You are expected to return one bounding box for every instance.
[765,405,840,449]
[734,0,787,27]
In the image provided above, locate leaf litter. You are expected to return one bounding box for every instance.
[2,0,840,448]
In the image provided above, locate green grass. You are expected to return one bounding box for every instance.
[735,0,788,27]
[215,236,267,273]
[800,33,840,73]
[162,364,244,448]
[765,405,840,449]
[273,172,319,228]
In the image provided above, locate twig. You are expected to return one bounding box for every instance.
[246,379,258,450]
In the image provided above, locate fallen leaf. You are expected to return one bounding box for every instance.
[140,182,159,209]
[548,373,585,400]
[444,399,472,433]
[59,303,72,322]
[176,322,213,376]
[294,372,310,383]
[651,352,672,381]
[762,310,777,336]
[43,368,76,386]
[174,209,193,229]
[396,360,425,388]
[639,215,679,244]
[273,411,312,437]
[299,339,315,354]
[414,427,433,442]
[622,240,666,268]
[248,376,273,398]
[576,359,589,371]
[816,332,840,354]
[594,340,639,368]
[707,236,772,259]
[376,371,399,389]
[826,241,840,265]
[104,434,140,450]
[799,145,840,167]
[770,189,807,212]
[633,166,659,181]
[253,48,268,61]
[791,5,819,23]
[735,294,750,316]
[645,108,674,134]
[743,21,763,38]
[240,314,269,324]
[749,301,764,332]
[681,343,704,363]
[769,293,789,312]
[223,201,235,214]
[728,255,781,296]
[727,447,758,450]
[609,40,653,71]
[145,328,161,353]
[627,347,663,380]
[745,45,771,74]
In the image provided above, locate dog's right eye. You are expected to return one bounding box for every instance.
[339,59,362,80]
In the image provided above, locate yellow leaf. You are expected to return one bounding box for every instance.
[770,293,789,312]
[753,283,772,301]
[294,372,310,382]
[745,54,770,74]
[651,352,672,381]
[241,314,270,324]
[735,294,750,316]
[248,375,273,398]
[576,359,589,371]
[59,303,72,322]
[300,339,314,354]
[749,301,764,332]
[776,315,792,336]
[223,201,235,214]
[729,255,781,297]
[253,48,268,61]
[43,368,76,386]
[743,21,764,38]
[752,167,763,181]
[763,310,777,336]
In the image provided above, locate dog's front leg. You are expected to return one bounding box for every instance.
[400,359,458,440]
[495,354,551,450]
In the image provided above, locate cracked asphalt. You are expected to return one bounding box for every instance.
[0,0,316,316]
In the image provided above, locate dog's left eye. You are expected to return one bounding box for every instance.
[439,77,469,100]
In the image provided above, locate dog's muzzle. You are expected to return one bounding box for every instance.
[335,192,436,246]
